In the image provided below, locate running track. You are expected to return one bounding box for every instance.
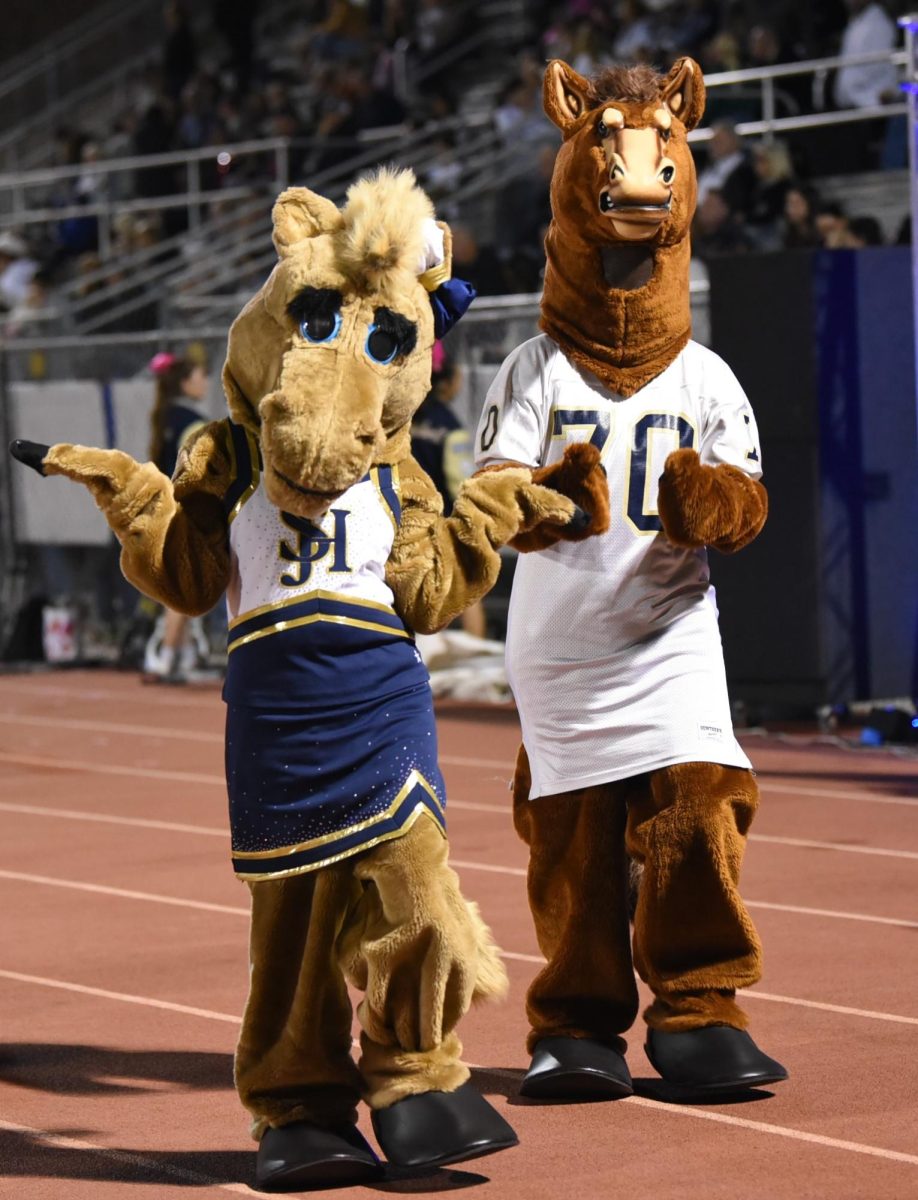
[0,670,916,1198]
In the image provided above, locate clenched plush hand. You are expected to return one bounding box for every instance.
[657,447,767,554]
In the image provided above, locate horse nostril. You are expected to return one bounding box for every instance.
[660,165,675,184]
[610,164,625,181]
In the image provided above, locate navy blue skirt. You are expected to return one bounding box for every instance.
[225,680,446,879]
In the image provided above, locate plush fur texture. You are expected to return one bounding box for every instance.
[540,58,704,399]
[657,447,768,553]
[512,747,761,1048]
[238,814,506,1135]
[386,457,578,632]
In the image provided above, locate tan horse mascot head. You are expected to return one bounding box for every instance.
[222,167,443,520]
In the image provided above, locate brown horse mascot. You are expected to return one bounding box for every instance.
[10,167,606,1189]
[475,58,788,1102]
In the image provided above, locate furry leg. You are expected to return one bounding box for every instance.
[236,867,364,1140]
[513,745,639,1055]
[338,813,507,1109]
[625,762,763,1031]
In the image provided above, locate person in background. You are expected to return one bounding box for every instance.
[411,342,486,637]
[834,0,898,109]
[695,120,757,214]
[780,183,822,248]
[143,350,212,679]
[0,232,38,312]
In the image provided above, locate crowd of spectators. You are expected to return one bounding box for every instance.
[0,0,911,335]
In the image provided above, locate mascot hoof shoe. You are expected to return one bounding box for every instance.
[520,1036,633,1100]
[255,1121,382,1191]
[371,1082,518,1168]
[645,1026,788,1098]
[9,440,50,476]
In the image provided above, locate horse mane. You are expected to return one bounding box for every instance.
[587,63,665,106]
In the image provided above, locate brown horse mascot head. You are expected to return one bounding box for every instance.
[222,167,444,520]
[540,57,706,397]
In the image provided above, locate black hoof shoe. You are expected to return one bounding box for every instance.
[371,1082,518,1169]
[255,1121,382,1192]
[9,440,50,475]
[520,1036,633,1100]
[646,1026,788,1098]
[566,505,592,533]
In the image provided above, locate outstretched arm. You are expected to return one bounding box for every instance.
[12,421,234,613]
[386,455,581,634]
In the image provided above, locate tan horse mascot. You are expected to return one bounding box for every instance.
[475,59,788,1102]
[11,168,604,1189]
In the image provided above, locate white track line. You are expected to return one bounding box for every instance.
[2,805,916,931]
[0,1117,251,1194]
[2,710,916,806]
[0,969,240,1023]
[2,975,917,1173]
[622,1098,918,1167]
[751,833,918,862]
[0,870,249,917]
[3,869,918,1025]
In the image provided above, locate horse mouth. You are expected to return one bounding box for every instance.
[599,192,672,219]
[273,468,345,501]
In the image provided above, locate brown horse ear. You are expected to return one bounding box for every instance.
[543,60,593,132]
[272,187,343,257]
[661,57,706,131]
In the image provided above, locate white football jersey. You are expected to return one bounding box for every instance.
[476,335,761,798]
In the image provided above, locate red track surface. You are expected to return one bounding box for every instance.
[1,669,916,1198]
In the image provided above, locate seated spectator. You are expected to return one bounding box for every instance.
[449,224,513,296]
[0,233,38,312]
[834,0,898,109]
[780,184,822,249]
[494,75,555,153]
[610,0,658,62]
[748,139,795,236]
[815,201,852,247]
[848,215,884,246]
[3,267,57,337]
[494,142,556,293]
[696,121,758,215]
[691,188,755,261]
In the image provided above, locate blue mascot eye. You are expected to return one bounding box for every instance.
[299,311,341,343]
[365,323,399,364]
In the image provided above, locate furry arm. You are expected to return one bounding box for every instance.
[41,421,233,613]
[386,456,577,634]
[481,443,610,553]
[657,447,768,554]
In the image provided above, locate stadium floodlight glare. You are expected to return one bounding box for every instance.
[217,151,232,167]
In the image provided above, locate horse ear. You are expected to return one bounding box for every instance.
[272,187,343,257]
[543,60,593,132]
[661,57,705,131]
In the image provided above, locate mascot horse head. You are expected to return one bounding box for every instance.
[222,168,443,519]
[540,58,706,396]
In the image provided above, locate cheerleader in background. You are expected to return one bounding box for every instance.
[142,350,212,680]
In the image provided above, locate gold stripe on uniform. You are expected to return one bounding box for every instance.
[228,587,397,631]
[228,611,409,652]
[233,769,444,861]
[235,803,445,881]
